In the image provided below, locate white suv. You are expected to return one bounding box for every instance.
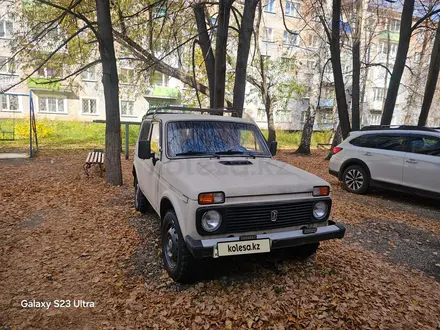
[329,126,440,197]
[133,108,345,283]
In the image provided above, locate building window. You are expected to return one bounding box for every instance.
[310,35,320,48]
[283,30,299,46]
[286,1,300,17]
[414,52,421,64]
[300,110,308,123]
[317,109,332,124]
[373,88,385,102]
[38,67,62,78]
[379,42,397,56]
[257,109,266,121]
[121,100,134,116]
[152,72,169,87]
[0,20,13,39]
[153,6,166,18]
[120,68,134,84]
[264,0,276,13]
[389,19,400,32]
[370,111,382,125]
[82,66,96,81]
[38,97,65,113]
[263,28,274,42]
[306,60,316,70]
[82,98,97,114]
[0,57,15,74]
[1,94,19,112]
[275,110,291,122]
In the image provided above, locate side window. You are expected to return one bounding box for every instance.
[139,121,151,141]
[240,130,263,152]
[150,122,160,154]
[408,136,440,156]
[369,135,409,151]
[349,134,374,147]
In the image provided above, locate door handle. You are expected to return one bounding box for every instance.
[405,159,418,164]
[363,152,372,156]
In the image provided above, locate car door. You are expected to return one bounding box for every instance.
[137,120,162,211]
[358,134,410,185]
[403,135,440,193]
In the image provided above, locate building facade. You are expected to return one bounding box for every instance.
[0,0,439,130]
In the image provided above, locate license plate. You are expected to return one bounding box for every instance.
[213,239,271,258]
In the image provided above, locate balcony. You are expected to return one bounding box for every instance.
[145,85,180,100]
[26,77,77,93]
[318,99,334,107]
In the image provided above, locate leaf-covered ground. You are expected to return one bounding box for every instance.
[0,149,439,329]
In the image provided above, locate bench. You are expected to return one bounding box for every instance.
[317,143,332,150]
[83,151,105,177]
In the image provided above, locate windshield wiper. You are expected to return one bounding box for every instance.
[175,151,219,158]
[214,149,257,158]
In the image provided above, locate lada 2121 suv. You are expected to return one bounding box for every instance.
[133,107,346,282]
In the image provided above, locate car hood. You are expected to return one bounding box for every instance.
[161,157,329,200]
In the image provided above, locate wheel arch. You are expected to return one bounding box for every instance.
[339,158,371,180]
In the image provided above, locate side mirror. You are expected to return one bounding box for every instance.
[138,140,152,159]
[269,141,278,156]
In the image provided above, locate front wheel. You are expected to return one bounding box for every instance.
[162,211,197,283]
[342,165,370,194]
[134,177,150,213]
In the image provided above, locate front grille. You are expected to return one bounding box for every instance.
[224,201,315,233]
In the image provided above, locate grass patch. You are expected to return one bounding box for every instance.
[261,130,332,148]
[0,119,332,152]
[0,118,140,151]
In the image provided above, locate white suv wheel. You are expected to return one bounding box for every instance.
[342,165,369,194]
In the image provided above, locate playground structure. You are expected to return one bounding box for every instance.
[0,91,38,158]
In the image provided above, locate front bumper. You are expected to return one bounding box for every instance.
[185,220,346,259]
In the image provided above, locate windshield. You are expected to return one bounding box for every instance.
[167,121,271,157]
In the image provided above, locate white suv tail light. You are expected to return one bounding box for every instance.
[332,147,343,155]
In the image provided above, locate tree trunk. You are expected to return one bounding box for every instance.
[418,20,440,126]
[96,0,122,186]
[351,0,366,131]
[295,106,315,154]
[325,124,343,160]
[213,0,233,109]
[381,0,415,125]
[232,0,258,117]
[330,0,351,138]
[194,4,216,108]
[265,95,276,145]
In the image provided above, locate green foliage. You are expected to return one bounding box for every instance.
[0,119,139,150]
[261,130,332,148]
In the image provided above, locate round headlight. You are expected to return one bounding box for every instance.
[201,210,222,232]
[313,201,328,220]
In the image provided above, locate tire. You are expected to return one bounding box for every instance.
[134,177,150,213]
[342,164,370,194]
[161,211,197,283]
[296,242,319,259]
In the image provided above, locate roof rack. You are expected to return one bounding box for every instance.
[360,125,440,132]
[144,106,239,118]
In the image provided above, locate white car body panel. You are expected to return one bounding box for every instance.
[329,128,440,196]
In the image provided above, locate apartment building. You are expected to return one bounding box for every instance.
[0,1,182,124]
[246,0,440,130]
[0,0,438,130]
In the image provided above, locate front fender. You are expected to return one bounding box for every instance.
[160,190,194,238]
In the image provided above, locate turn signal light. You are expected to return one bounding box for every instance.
[198,192,225,204]
[313,186,330,196]
[332,147,343,155]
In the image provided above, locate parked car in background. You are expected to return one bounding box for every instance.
[133,106,346,283]
[329,126,440,197]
